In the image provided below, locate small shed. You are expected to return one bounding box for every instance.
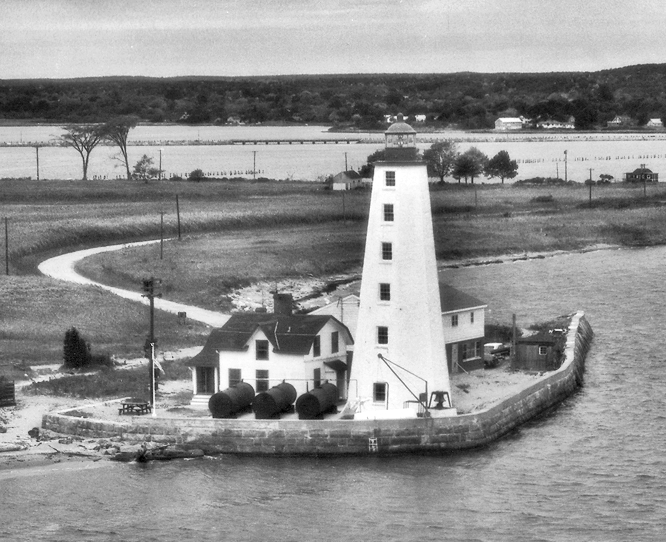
[514,331,562,372]
[332,171,362,191]
[623,167,659,183]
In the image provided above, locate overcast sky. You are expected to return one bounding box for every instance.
[3,0,666,79]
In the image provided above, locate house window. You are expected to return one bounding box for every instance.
[470,312,475,324]
[475,341,481,358]
[331,331,339,353]
[196,367,216,394]
[379,283,391,301]
[256,370,269,392]
[385,171,395,187]
[377,326,389,345]
[383,203,394,222]
[314,368,321,388]
[461,343,468,360]
[256,340,269,360]
[313,335,321,357]
[381,242,393,260]
[373,382,387,403]
[538,346,548,356]
[451,314,458,327]
[229,368,241,387]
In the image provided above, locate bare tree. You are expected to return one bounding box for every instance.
[103,116,138,180]
[60,124,105,180]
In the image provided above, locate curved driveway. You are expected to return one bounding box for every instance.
[38,240,230,328]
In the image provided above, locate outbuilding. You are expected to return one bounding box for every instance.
[514,331,563,372]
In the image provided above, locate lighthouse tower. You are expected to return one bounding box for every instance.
[347,115,454,418]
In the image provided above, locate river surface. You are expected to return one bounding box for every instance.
[2,246,666,541]
[2,125,666,182]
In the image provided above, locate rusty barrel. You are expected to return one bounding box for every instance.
[252,382,297,419]
[295,383,338,420]
[208,382,255,418]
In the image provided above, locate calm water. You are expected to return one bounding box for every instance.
[2,125,666,182]
[2,246,666,541]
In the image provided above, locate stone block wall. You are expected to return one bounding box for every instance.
[43,312,593,455]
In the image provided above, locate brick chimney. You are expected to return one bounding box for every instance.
[273,293,293,315]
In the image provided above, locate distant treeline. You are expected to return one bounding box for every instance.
[3,64,666,129]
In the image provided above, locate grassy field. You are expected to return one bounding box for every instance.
[3,177,666,374]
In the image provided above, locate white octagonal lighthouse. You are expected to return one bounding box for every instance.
[346,115,455,420]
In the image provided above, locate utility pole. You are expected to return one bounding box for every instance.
[142,278,162,406]
[345,152,348,171]
[176,194,181,240]
[588,168,594,206]
[253,150,257,179]
[158,148,163,181]
[35,146,40,181]
[160,212,164,260]
[564,150,568,182]
[4,217,8,275]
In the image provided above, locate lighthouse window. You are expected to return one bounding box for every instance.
[377,326,389,344]
[373,382,387,403]
[379,283,391,301]
[381,242,393,260]
[385,171,395,186]
[383,204,394,222]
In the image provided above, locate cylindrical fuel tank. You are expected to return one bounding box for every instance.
[252,382,297,419]
[295,383,338,420]
[208,382,255,418]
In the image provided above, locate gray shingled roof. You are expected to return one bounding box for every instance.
[439,283,486,313]
[187,313,352,367]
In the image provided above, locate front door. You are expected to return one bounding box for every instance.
[451,344,459,373]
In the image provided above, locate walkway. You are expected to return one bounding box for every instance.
[37,240,230,328]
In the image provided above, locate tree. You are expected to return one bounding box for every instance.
[132,154,161,183]
[423,140,458,182]
[485,150,518,184]
[63,327,91,369]
[60,124,105,180]
[359,149,386,178]
[103,116,138,180]
[188,169,206,182]
[453,147,488,184]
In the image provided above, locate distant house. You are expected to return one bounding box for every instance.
[623,167,659,183]
[537,119,575,130]
[607,115,632,128]
[515,331,563,372]
[186,294,353,408]
[331,170,362,191]
[647,118,663,128]
[494,117,523,131]
[414,114,427,123]
[440,284,487,373]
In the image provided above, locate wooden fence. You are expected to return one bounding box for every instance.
[0,380,16,407]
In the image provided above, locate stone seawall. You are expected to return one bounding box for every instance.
[43,311,593,455]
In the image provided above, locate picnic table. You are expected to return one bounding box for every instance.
[118,398,152,415]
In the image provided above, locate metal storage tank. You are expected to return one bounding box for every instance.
[295,383,338,420]
[208,382,255,418]
[253,382,297,419]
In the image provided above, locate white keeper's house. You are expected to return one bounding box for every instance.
[186,294,353,408]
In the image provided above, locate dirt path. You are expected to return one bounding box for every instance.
[37,239,230,327]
